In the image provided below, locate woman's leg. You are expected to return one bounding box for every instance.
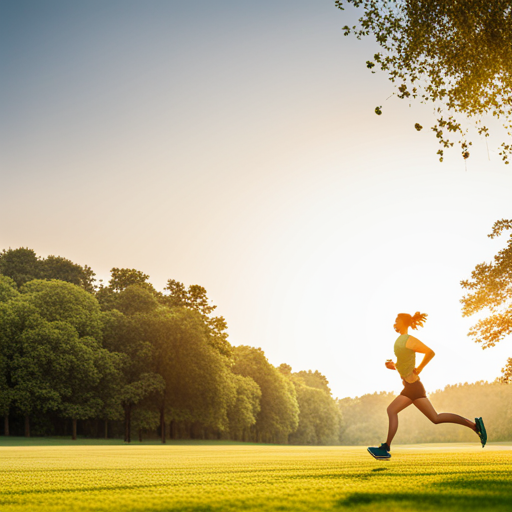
[386,395,413,447]
[413,397,477,431]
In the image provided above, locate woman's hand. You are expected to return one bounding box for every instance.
[413,367,421,375]
[385,360,396,370]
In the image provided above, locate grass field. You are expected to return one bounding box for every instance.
[2,439,512,511]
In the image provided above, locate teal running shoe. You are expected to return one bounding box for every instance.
[475,417,487,448]
[367,443,391,460]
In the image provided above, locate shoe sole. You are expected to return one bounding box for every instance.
[367,447,391,460]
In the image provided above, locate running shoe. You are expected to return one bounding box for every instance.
[475,417,487,448]
[367,443,391,460]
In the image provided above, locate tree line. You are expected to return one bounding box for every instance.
[0,248,342,444]
[339,379,512,445]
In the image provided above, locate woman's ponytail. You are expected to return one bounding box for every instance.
[410,311,428,330]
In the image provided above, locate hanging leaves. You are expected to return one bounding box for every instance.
[336,0,512,164]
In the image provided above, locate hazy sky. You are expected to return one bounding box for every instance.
[2,0,512,400]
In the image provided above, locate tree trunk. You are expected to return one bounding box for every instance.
[72,419,77,440]
[4,415,9,436]
[24,415,30,437]
[139,428,143,442]
[160,407,166,444]
[104,419,108,440]
[124,404,132,443]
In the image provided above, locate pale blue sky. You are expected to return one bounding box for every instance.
[2,0,512,399]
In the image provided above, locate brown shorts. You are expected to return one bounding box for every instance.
[400,378,427,401]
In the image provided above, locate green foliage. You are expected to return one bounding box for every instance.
[460,219,512,349]
[288,371,342,445]
[0,281,117,430]
[232,346,299,443]
[20,280,103,339]
[0,248,95,290]
[96,268,158,313]
[0,275,19,303]
[143,308,236,431]
[0,247,341,444]
[115,285,160,316]
[295,369,332,395]
[163,279,232,357]
[107,268,152,292]
[132,406,160,440]
[40,256,96,292]
[0,248,41,287]
[227,374,262,440]
[336,0,512,163]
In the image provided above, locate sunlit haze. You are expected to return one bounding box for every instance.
[2,0,511,400]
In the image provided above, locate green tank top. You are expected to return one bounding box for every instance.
[394,334,416,379]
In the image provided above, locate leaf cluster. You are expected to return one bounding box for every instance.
[460,219,512,348]
[336,0,512,163]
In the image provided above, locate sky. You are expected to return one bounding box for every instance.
[1,0,512,400]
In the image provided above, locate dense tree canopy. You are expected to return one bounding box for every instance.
[232,346,299,443]
[0,248,96,291]
[283,368,343,445]
[336,0,512,163]
[0,248,342,444]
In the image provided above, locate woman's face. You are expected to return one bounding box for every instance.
[394,316,404,333]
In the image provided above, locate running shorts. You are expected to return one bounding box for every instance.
[400,378,427,401]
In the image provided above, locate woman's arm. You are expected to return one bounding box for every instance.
[406,335,435,374]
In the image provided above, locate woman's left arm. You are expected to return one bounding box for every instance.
[406,336,435,374]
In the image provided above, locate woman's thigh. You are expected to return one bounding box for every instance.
[387,395,413,414]
[413,397,438,422]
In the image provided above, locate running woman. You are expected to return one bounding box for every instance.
[368,312,487,460]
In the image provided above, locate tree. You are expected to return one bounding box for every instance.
[278,366,342,445]
[227,374,261,441]
[2,280,115,439]
[96,268,158,313]
[460,219,512,348]
[21,279,103,339]
[115,285,160,316]
[0,276,20,434]
[0,248,96,291]
[140,307,236,443]
[132,405,160,442]
[294,369,332,395]
[497,357,512,384]
[336,0,512,163]
[108,268,152,292]
[288,381,341,445]
[100,308,164,443]
[0,280,18,435]
[461,219,512,384]
[232,346,299,443]
[41,255,96,292]
[0,248,41,287]
[0,275,19,303]
[163,279,232,357]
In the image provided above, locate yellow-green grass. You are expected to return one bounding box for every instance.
[2,441,512,511]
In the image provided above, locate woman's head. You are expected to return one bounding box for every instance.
[394,312,428,332]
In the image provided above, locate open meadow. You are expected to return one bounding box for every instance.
[2,440,512,512]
